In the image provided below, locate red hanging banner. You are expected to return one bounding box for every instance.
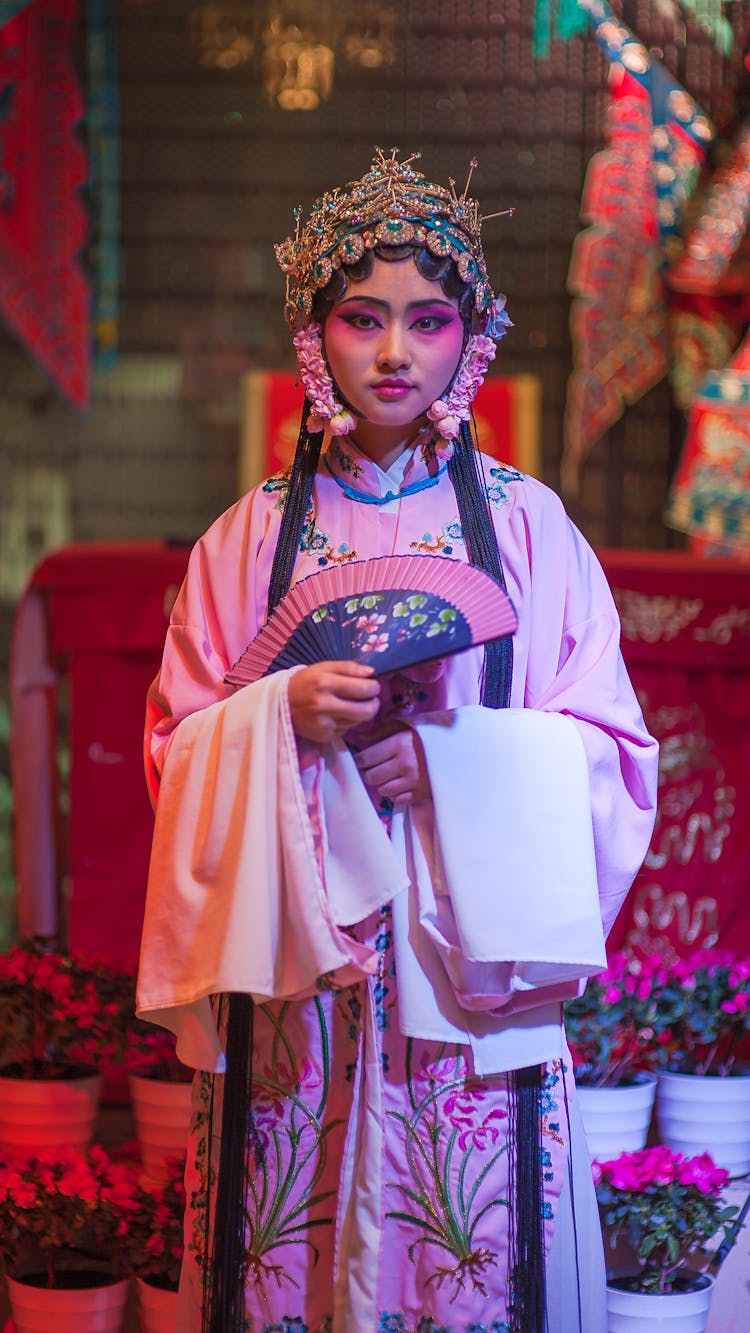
[0,0,90,407]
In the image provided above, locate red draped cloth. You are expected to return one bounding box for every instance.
[0,0,90,407]
[600,550,750,960]
[10,543,191,969]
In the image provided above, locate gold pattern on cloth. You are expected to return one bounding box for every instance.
[625,883,719,962]
[694,604,750,644]
[613,589,703,641]
[645,704,734,870]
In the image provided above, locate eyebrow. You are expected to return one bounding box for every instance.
[336,295,457,311]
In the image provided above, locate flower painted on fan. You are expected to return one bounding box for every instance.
[312,606,330,623]
[362,633,390,654]
[356,613,387,634]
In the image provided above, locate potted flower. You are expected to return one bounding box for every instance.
[0,937,126,1149]
[126,1155,186,1332]
[564,950,664,1159]
[594,1145,737,1329]
[109,970,194,1183]
[651,949,750,1175]
[0,1142,139,1331]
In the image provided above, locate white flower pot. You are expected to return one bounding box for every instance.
[656,1069,750,1177]
[606,1268,715,1333]
[6,1269,128,1333]
[576,1073,657,1161]
[0,1071,101,1150]
[136,1276,179,1333]
[129,1072,192,1183]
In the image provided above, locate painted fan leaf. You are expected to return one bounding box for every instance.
[225,554,518,687]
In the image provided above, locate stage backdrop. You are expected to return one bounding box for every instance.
[10,542,750,968]
[600,549,750,960]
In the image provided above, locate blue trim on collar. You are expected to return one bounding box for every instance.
[324,455,447,505]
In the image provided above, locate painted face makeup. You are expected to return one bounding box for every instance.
[323,256,465,449]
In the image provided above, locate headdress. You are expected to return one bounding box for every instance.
[275,148,513,440]
[275,146,508,330]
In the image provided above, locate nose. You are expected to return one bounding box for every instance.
[375,321,411,372]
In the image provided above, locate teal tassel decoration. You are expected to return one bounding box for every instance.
[533,0,589,60]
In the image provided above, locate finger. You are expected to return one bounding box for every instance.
[330,696,382,730]
[375,778,415,803]
[358,756,403,787]
[355,736,400,769]
[324,673,381,703]
[325,659,376,676]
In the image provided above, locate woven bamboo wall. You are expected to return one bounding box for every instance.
[1,0,749,594]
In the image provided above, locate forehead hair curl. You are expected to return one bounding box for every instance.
[311,243,476,327]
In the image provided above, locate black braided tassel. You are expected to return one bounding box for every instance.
[202,401,323,1333]
[506,1066,547,1333]
[448,420,546,1331]
[268,397,325,616]
[201,993,254,1333]
[447,418,512,710]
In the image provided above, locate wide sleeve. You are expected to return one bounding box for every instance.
[507,478,659,938]
[137,489,385,1069]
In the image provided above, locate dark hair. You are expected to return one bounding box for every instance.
[311,243,476,326]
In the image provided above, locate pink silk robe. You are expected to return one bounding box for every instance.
[139,435,658,1333]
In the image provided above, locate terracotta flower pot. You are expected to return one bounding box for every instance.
[136,1276,178,1333]
[128,1072,192,1183]
[0,1070,101,1151]
[6,1266,128,1333]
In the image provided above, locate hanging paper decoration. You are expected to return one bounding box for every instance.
[534,0,734,60]
[0,0,91,407]
[86,0,120,367]
[667,120,750,294]
[533,0,589,60]
[0,0,35,23]
[561,0,714,493]
[665,0,734,56]
[666,331,750,555]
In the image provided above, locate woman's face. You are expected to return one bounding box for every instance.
[323,255,465,438]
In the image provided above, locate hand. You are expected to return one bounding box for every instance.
[288,661,381,744]
[354,724,430,805]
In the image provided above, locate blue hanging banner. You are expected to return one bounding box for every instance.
[86,0,120,369]
[0,1,36,26]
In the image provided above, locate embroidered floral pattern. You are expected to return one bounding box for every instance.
[190,1000,343,1299]
[374,906,395,1033]
[410,520,464,555]
[386,1041,508,1300]
[262,471,359,566]
[486,466,522,507]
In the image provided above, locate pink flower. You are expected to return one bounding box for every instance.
[293,322,357,436]
[677,1154,729,1196]
[426,334,497,442]
[361,633,390,654]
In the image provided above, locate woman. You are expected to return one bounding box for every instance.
[137,150,658,1333]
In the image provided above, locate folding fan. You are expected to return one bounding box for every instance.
[225,554,518,687]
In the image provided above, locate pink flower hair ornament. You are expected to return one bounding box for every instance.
[292,296,512,444]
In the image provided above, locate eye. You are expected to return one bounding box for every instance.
[340,311,381,330]
[412,314,451,332]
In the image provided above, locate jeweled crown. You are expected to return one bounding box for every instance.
[275,147,505,330]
